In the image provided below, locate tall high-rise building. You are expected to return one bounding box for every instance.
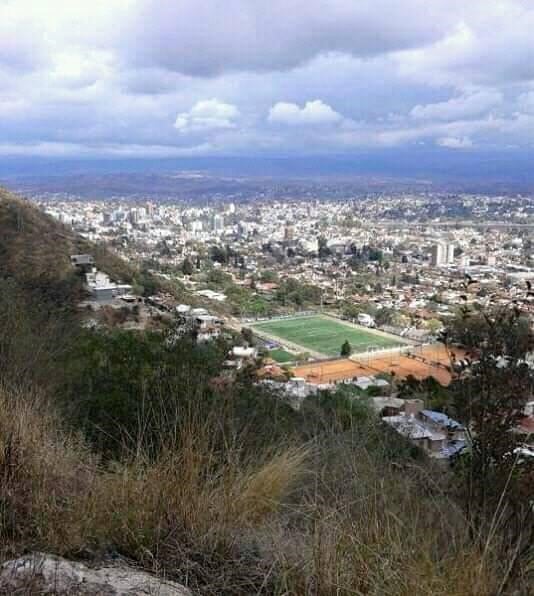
[431,242,455,266]
[446,243,455,264]
[129,208,140,224]
[190,220,203,234]
[213,214,224,233]
[431,243,446,266]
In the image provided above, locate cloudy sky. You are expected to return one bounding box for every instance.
[3,0,534,162]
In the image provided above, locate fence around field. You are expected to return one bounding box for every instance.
[350,343,417,364]
[244,312,420,347]
[241,310,318,325]
[293,342,455,386]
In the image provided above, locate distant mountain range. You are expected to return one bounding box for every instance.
[2,149,534,198]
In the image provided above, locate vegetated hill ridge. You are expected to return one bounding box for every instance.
[0,187,136,303]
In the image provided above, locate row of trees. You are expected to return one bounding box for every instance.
[443,306,534,588]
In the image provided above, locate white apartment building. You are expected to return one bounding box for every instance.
[431,242,455,266]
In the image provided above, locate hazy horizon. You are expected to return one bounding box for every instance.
[3,149,534,194]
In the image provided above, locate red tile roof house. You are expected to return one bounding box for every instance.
[517,416,534,436]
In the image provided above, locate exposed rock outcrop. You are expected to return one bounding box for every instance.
[0,553,191,595]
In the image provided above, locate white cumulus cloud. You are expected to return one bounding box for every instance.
[5,0,534,157]
[411,89,502,122]
[174,99,240,133]
[268,100,342,125]
[437,136,473,149]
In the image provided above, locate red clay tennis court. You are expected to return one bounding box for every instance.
[292,344,467,386]
[293,359,372,384]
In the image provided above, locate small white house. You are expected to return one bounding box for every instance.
[357,313,375,327]
[196,289,227,302]
[232,346,257,359]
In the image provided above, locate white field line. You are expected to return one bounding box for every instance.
[253,313,416,347]
[320,314,418,345]
[252,320,400,360]
[251,327,327,359]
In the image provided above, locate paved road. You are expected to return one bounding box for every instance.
[377,220,534,228]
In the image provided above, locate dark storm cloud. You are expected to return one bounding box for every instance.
[6,0,534,159]
[120,0,459,76]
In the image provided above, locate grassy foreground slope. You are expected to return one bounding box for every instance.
[1,378,502,596]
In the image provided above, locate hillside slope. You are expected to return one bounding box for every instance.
[0,188,138,304]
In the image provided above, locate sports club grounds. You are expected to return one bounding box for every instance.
[292,344,464,386]
[251,314,408,358]
[251,314,462,386]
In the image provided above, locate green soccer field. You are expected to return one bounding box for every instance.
[252,315,402,357]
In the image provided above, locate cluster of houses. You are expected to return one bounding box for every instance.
[175,304,225,342]
[377,396,534,461]
[71,254,133,302]
[380,399,466,460]
[71,253,533,463]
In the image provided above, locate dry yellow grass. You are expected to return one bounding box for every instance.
[0,384,96,552]
[0,383,530,595]
[0,384,309,591]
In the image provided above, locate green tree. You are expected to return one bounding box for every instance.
[426,318,443,334]
[241,327,255,346]
[181,258,194,276]
[443,308,534,586]
[209,245,228,264]
[260,270,278,283]
[318,236,331,260]
[340,340,352,356]
[374,307,396,327]
[368,247,383,262]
